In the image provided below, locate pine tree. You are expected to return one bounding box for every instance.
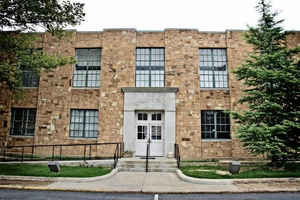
[232,0,300,166]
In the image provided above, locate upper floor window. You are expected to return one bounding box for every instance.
[69,109,98,138]
[201,110,230,139]
[20,48,42,87]
[21,68,39,87]
[73,48,101,88]
[136,48,165,87]
[199,49,228,88]
[10,108,36,136]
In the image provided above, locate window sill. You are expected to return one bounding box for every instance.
[9,135,34,138]
[122,87,178,93]
[68,137,98,140]
[71,87,100,90]
[200,88,229,91]
[202,139,232,142]
[22,87,39,89]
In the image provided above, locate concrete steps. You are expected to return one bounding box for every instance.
[117,158,178,172]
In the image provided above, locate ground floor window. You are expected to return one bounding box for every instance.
[69,109,98,138]
[10,108,36,136]
[201,110,230,139]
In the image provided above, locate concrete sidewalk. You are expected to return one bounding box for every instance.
[1,170,300,193]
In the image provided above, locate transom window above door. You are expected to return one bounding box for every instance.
[136,48,165,87]
[151,113,162,121]
[137,112,163,121]
[137,113,148,121]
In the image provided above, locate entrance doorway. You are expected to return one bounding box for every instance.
[135,111,164,157]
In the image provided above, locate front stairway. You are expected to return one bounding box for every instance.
[117,157,178,172]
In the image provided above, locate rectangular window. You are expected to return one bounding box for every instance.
[201,110,230,139]
[136,48,165,87]
[20,49,42,87]
[10,108,36,136]
[199,49,228,88]
[21,69,39,87]
[137,125,147,140]
[69,109,98,138]
[73,48,101,88]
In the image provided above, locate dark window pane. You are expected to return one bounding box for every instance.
[138,113,143,120]
[152,114,156,121]
[10,108,36,136]
[157,113,161,120]
[137,132,143,139]
[20,49,41,87]
[137,125,147,140]
[143,114,148,120]
[138,113,147,121]
[201,110,230,139]
[22,70,39,87]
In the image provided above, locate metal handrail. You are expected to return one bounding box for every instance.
[1,142,122,162]
[174,144,180,168]
[6,142,121,148]
[145,138,150,172]
[113,143,119,169]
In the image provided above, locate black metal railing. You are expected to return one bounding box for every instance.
[145,138,150,172]
[113,143,120,169]
[1,142,123,163]
[174,143,180,168]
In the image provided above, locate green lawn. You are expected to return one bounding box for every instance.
[180,163,300,179]
[0,164,112,177]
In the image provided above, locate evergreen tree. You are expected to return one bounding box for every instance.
[232,0,300,166]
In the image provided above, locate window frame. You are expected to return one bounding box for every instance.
[135,47,165,87]
[199,48,228,89]
[20,48,42,88]
[73,48,101,88]
[201,110,231,140]
[10,108,37,136]
[69,109,99,138]
[21,69,40,88]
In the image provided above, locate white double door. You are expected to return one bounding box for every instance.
[135,112,164,157]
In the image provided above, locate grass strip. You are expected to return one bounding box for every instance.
[180,163,300,179]
[0,164,111,177]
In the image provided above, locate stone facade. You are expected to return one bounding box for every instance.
[1,29,299,160]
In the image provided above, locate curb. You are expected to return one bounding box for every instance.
[1,170,299,194]
[232,177,300,184]
[0,185,299,194]
[0,168,118,183]
[176,169,233,185]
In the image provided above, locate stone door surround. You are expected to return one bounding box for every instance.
[122,87,178,157]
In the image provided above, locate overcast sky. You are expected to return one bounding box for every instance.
[69,0,300,32]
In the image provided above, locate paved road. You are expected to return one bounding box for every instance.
[0,189,300,200]
[160,193,300,200]
[0,189,152,200]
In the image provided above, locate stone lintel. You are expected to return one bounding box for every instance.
[121,87,178,93]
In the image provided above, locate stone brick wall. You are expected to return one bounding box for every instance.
[0,29,299,160]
